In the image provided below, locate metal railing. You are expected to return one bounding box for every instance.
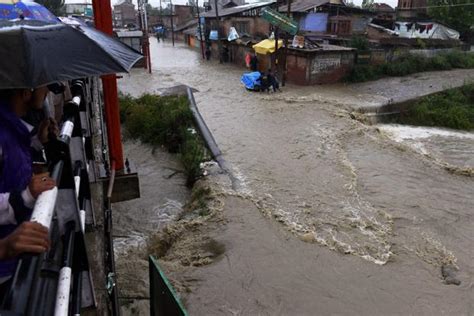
[149,256,188,316]
[1,80,97,315]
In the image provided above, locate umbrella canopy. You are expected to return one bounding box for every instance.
[253,39,283,55]
[0,0,59,23]
[0,19,143,89]
[60,17,143,73]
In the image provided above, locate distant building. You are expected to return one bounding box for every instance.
[397,0,428,20]
[278,0,375,37]
[113,0,137,28]
[173,5,195,26]
[64,3,93,16]
[373,3,396,29]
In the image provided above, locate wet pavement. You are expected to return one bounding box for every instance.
[116,40,474,315]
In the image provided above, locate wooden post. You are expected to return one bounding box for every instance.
[282,0,292,86]
[273,26,279,72]
[170,0,175,46]
[196,0,205,59]
[214,0,223,63]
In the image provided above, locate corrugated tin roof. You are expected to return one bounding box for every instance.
[201,1,275,18]
[175,19,198,32]
[183,27,197,35]
[278,0,374,14]
[278,0,329,13]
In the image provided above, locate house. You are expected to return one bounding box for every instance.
[113,0,137,28]
[372,3,396,29]
[175,19,200,44]
[173,5,195,26]
[201,1,356,85]
[278,0,375,37]
[397,0,428,20]
[202,1,276,40]
[64,3,93,16]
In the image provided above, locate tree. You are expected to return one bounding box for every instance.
[146,4,161,17]
[428,0,474,40]
[35,0,65,16]
[361,0,375,10]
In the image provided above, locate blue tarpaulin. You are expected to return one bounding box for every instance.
[209,30,219,40]
[241,72,261,90]
[299,13,328,32]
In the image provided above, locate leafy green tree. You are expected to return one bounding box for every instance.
[428,0,474,40]
[361,0,375,10]
[35,0,65,16]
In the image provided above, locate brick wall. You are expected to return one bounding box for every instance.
[286,50,355,85]
[308,51,354,84]
[286,54,309,85]
[367,25,393,40]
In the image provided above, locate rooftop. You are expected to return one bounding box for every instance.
[374,3,395,12]
[201,1,275,18]
[278,0,375,14]
[290,43,355,52]
[175,19,198,32]
[278,0,330,13]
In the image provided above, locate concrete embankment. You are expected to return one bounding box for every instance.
[346,68,474,115]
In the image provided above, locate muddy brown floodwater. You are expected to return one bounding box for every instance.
[116,40,474,315]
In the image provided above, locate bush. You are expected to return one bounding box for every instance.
[350,36,369,51]
[430,55,453,71]
[346,51,474,83]
[120,94,209,186]
[397,83,474,130]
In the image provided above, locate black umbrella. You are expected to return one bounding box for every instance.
[59,16,144,72]
[0,19,143,89]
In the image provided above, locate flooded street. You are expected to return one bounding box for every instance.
[117,41,474,315]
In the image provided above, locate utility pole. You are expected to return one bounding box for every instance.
[282,0,291,86]
[196,0,205,59]
[160,0,162,24]
[170,0,175,46]
[142,1,152,73]
[213,0,223,63]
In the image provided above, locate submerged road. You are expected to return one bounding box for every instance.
[117,41,474,315]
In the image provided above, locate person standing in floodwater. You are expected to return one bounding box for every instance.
[250,53,258,71]
[267,69,282,93]
[205,45,211,60]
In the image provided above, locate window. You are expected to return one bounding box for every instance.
[234,21,250,35]
[328,20,351,35]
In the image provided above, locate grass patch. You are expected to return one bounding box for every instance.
[396,83,474,130]
[346,51,474,83]
[120,94,208,186]
[184,186,212,217]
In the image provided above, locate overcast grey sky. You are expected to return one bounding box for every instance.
[66,0,399,10]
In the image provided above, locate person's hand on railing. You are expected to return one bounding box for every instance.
[38,118,59,144]
[29,173,56,199]
[0,222,50,259]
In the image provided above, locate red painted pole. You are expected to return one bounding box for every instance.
[92,0,125,171]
